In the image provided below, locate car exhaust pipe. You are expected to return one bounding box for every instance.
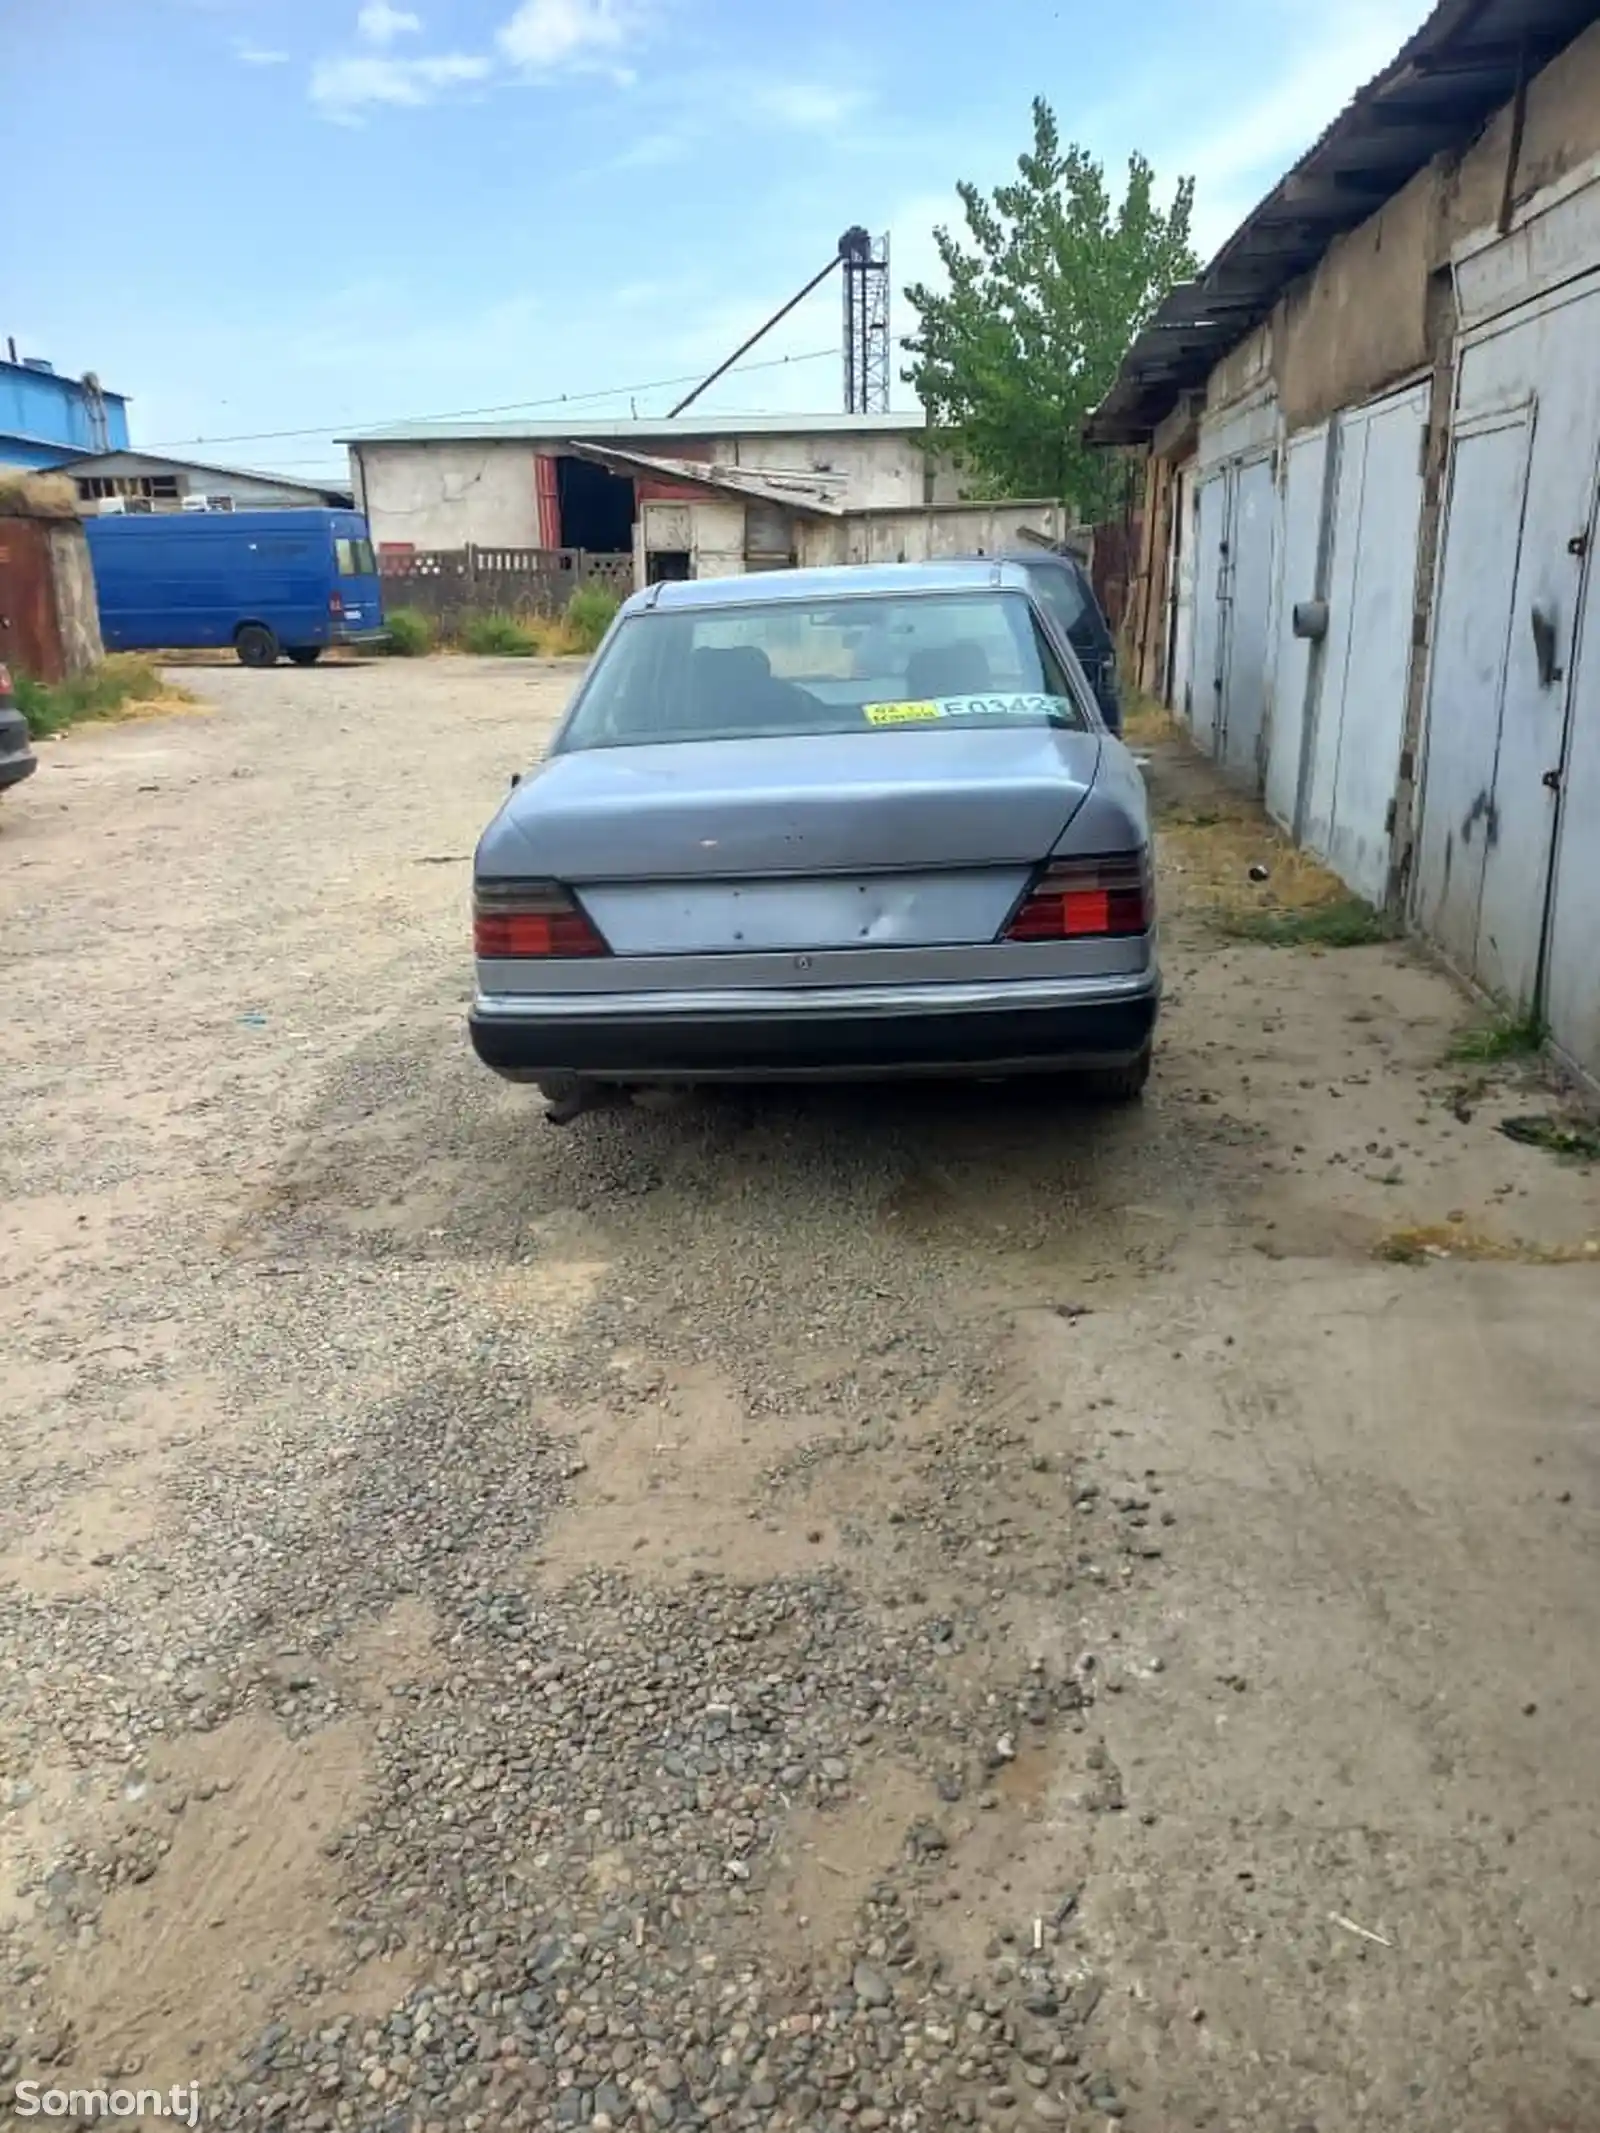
[536,1074,615,1126]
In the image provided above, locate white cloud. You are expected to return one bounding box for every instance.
[310,50,490,118]
[497,0,635,72]
[235,40,290,64]
[749,80,869,132]
[357,1,422,44]
[608,130,687,171]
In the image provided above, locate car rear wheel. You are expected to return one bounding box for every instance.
[285,646,322,666]
[1076,1041,1152,1104]
[236,624,279,668]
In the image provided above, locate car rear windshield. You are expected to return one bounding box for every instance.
[558,589,1092,750]
[335,536,377,577]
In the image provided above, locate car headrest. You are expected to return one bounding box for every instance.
[904,642,992,700]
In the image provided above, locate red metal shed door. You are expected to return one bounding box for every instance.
[0,518,64,683]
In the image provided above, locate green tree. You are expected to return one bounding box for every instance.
[903,99,1199,521]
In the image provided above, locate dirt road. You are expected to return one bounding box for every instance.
[2,659,1597,2132]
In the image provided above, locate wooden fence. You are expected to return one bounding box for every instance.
[378,545,632,626]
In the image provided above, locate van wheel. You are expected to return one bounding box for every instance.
[285,647,323,666]
[236,624,279,668]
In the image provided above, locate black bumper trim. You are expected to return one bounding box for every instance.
[469,993,1157,1081]
[0,751,38,791]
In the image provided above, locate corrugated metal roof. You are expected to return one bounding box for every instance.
[1085,0,1600,446]
[564,442,847,516]
[341,411,929,446]
[0,357,130,402]
[55,447,350,499]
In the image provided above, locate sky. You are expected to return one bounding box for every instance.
[3,0,1432,483]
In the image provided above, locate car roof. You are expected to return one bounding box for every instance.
[626,559,1037,616]
[959,548,1088,576]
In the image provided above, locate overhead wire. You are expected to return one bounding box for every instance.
[136,344,841,454]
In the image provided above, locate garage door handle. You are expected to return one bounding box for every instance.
[1530,604,1562,688]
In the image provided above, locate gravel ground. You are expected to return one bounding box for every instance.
[1,658,1597,2131]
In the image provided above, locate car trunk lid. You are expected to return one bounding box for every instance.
[489,725,1099,875]
[481,726,1100,954]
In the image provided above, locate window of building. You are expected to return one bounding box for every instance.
[75,473,181,502]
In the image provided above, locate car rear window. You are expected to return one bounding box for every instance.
[335,536,377,577]
[1026,563,1091,643]
[558,589,1092,751]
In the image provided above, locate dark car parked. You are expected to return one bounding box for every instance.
[0,663,38,795]
[973,549,1122,735]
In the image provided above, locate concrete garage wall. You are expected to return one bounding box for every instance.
[355,442,543,550]
[1445,19,1600,251]
[798,502,1075,568]
[720,430,952,507]
[1266,19,1600,431]
[353,428,960,551]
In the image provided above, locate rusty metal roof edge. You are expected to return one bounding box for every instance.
[562,441,845,516]
[1084,0,1600,446]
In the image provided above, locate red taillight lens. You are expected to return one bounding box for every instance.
[0,663,12,694]
[474,881,608,958]
[329,590,344,615]
[1004,853,1153,941]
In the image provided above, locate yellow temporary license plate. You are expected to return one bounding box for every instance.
[863,699,942,725]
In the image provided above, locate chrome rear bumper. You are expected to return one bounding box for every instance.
[469,969,1159,1084]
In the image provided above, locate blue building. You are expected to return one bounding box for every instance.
[0,348,131,471]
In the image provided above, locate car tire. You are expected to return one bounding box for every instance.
[285,646,323,666]
[1077,1042,1152,1104]
[236,624,280,668]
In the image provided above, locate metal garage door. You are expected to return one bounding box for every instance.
[1186,453,1277,785]
[1303,382,1428,902]
[1545,465,1600,1083]
[1410,401,1535,976]
[1188,470,1228,754]
[1413,268,1600,1012]
[1168,463,1197,720]
[1264,425,1329,834]
[1219,455,1276,789]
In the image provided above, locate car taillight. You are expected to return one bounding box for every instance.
[1004,853,1152,941]
[329,590,343,615]
[474,880,609,958]
[0,663,11,694]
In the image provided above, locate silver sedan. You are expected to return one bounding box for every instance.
[469,560,1157,1112]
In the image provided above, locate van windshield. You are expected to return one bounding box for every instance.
[335,536,377,577]
[558,589,1092,751]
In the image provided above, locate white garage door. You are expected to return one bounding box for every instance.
[1413,266,1600,1014]
[1303,383,1428,902]
[1219,454,1277,790]
[1265,424,1330,834]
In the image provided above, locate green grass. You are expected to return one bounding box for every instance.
[383,606,434,656]
[563,584,621,653]
[12,655,181,739]
[1446,1010,1547,1064]
[1498,1114,1600,1161]
[458,612,542,657]
[450,588,621,659]
[1211,896,1398,948]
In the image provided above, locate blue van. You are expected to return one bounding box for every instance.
[84,508,385,666]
